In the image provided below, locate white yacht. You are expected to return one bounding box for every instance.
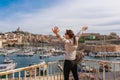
[26,60,47,76]
[39,60,47,71]
[0,58,17,72]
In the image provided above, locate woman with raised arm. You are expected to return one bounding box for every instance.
[52,26,88,80]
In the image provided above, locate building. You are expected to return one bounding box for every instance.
[6,33,22,45]
[81,33,101,39]
[0,39,7,48]
[85,44,120,52]
[0,40,2,48]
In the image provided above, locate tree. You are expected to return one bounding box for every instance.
[89,34,95,40]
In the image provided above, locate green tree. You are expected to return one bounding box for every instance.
[89,34,95,40]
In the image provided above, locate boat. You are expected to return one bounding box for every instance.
[39,49,52,58]
[93,52,120,58]
[0,48,7,56]
[0,58,17,72]
[17,49,34,56]
[39,60,47,71]
[39,52,52,58]
[50,48,65,56]
[99,63,111,72]
[26,60,47,76]
[0,48,20,56]
[116,57,120,60]
[78,62,95,72]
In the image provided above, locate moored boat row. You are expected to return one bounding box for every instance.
[90,52,120,57]
[0,48,20,56]
[17,50,34,56]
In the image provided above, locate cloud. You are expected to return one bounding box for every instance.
[0,0,120,35]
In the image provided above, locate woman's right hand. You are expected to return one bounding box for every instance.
[52,26,60,34]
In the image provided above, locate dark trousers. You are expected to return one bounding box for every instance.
[63,60,79,80]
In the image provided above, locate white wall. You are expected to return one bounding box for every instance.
[0,40,2,48]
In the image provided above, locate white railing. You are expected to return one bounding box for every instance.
[0,59,120,80]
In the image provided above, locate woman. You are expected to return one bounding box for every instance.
[52,26,88,80]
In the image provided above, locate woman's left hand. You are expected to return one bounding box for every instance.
[81,26,88,31]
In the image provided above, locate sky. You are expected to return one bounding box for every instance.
[0,0,120,35]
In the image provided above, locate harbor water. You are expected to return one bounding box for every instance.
[0,52,120,69]
[0,53,64,69]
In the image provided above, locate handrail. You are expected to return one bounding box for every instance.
[0,59,120,80]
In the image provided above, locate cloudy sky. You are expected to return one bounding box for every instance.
[0,0,120,35]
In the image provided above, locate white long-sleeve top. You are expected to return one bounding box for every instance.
[57,30,83,60]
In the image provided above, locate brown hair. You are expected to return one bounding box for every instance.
[65,29,77,45]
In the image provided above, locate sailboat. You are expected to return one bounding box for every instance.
[39,48,52,58]
[26,42,47,76]
[39,41,52,59]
